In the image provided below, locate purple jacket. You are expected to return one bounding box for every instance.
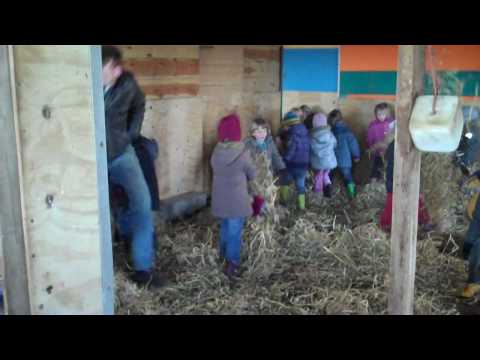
[211,142,256,219]
[282,123,310,170]
[366,117,395,154]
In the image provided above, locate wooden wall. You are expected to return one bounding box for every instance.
[119,45,205,198]
[9,46,108,314]
[200,45,282,191]
[119,45,282,197]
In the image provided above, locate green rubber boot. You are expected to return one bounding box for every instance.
[346,183,356,199]
[280,186,290,205]
[298,194,306,210]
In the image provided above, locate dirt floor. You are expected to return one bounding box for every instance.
[114,167,479,315]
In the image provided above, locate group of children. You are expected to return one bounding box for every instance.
[210,103,402,279]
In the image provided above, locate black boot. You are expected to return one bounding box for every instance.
[323,185,332,198]
[131,271,167,289]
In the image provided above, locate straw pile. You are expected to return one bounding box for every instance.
[114,172,469,315]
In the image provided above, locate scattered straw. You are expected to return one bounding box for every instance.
[114,173,469,315]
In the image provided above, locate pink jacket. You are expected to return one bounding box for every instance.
[366,117,394,154]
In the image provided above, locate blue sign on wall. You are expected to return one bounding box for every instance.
[282,48,339,93]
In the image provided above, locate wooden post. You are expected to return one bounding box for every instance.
[0,45,32,314]
[1,45,113,315]
[389,45,425,315]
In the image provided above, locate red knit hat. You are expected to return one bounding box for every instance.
[218,114,241,142]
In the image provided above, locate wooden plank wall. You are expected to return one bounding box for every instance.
[118,45,282,197]
[200,45,282,191]
[118,45,204,198]
[11,46,106,314]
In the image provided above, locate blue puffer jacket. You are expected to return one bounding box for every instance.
[332,121,360,168]
[282,123,310,170]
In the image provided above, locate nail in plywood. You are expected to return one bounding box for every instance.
[389,45,425,315]
[12,45,108,315]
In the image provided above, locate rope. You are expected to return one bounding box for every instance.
[428,45,440,115]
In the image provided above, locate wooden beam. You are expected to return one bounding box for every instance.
[9,45,111,314]
[389,45,425,315]
[0,45,31,315]
[89,45,115,315]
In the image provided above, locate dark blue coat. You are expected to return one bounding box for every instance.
[332,121,360,168]
[282,123,310,170]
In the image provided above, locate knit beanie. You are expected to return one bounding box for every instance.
[282,111,301,126]
[218,114,242,142]
[313,113,328,128]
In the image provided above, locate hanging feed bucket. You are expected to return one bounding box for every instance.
[409,95,464,153]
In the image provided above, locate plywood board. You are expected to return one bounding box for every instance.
[282,91,339,116]
[143,98,205,199]
[13,45,105,315]
[244,46,281,93]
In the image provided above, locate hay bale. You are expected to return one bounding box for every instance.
[421,153,463,233]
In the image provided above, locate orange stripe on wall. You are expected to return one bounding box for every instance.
[427,45,480,71]
[341,45,480,72]
[340,45,398,71]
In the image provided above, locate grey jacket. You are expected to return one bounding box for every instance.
[104,72,146,162]
[244,136,286,173]
[211,142,256,219]
[310,126,338,171]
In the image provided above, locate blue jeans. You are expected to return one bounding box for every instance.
[109,145,154,272]
[464,196,480,260]
[469,237,480,284]
[466,197,480,283]
[280,168,307,194]
[219,218,246,265]
[339,167,354,185]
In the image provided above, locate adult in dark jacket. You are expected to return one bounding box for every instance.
[329,110,360,199]
[278,112,310,210]
[102,45,163,288]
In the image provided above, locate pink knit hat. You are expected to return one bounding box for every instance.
[313,113,327,128]
[218,114,242,142]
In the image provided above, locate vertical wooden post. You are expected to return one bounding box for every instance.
[0,45,31,315]
[389,45,425,315]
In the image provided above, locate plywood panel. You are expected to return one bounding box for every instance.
[143,98,205,199]
[13,45,104,315]
[282,91,339,116]
[118,45,200,100]
[244,46,281,93]
[199,45,244,94]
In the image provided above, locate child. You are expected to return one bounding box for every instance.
[244,118,286,217]
[367,103,395,181]
[379,128,433,233]
[300,105,313,123]
[329,110,360,199]
[211,114,256,279]
[310,113,337,198]
[278,111,310,210]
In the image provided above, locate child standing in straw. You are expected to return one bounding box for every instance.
[277,111,310,210]
[244,118,286,217]
[366,103,395,181]
[211,114,256,279]
[329,110,361,199]
[310,113,337,198]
